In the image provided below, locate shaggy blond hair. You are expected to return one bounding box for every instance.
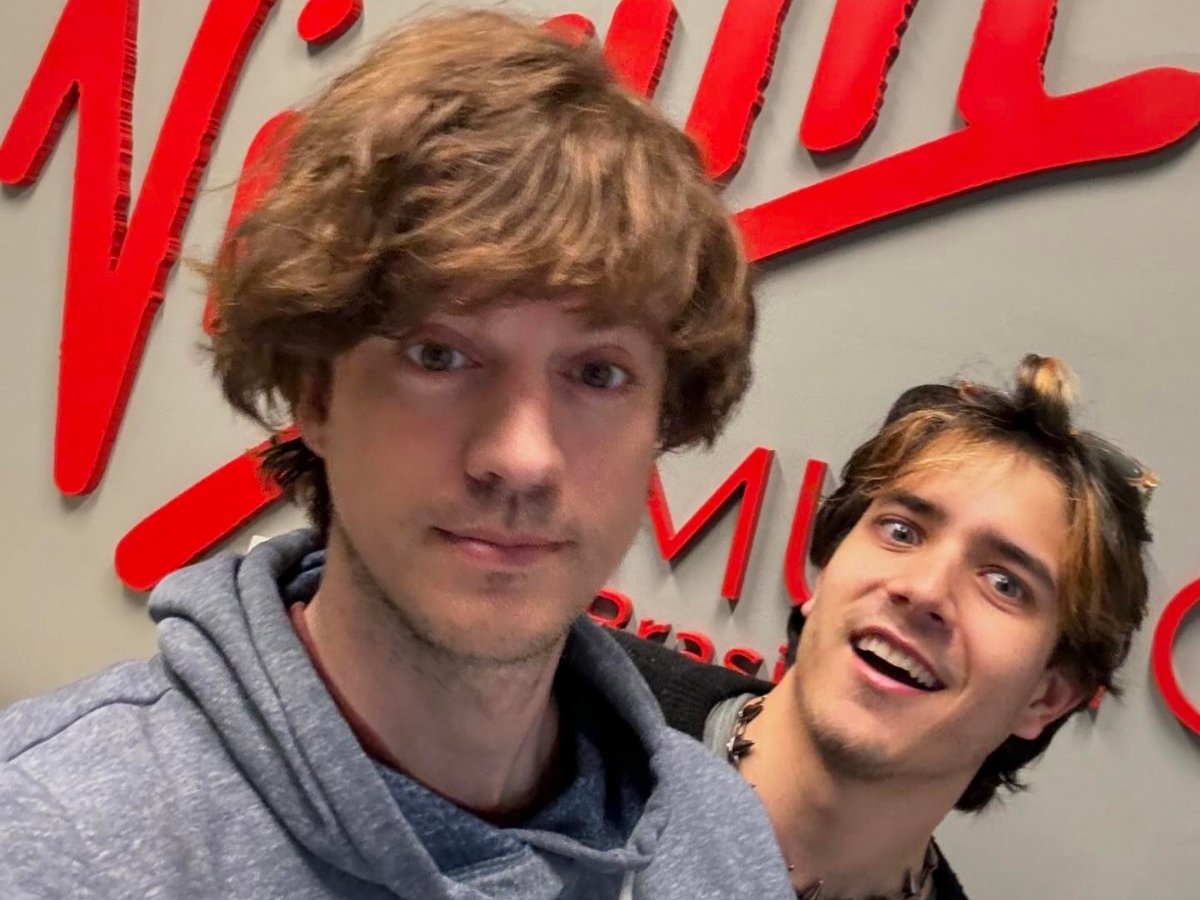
[207,10,753,532]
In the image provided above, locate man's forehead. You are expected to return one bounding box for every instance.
[427,294,662,338]
[883,444,1064,508]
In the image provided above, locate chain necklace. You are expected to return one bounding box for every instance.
[725,696,939,900]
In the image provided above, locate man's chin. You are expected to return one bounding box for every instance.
[811,729,897,781]
[409,617,573,669]
[801,703,900,781]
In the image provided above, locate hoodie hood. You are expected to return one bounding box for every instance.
[150,529,678,897]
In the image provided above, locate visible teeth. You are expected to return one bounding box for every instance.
[854,635,939,688]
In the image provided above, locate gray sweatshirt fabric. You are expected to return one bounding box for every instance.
[0,530,794,899]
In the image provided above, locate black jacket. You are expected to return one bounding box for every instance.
[610,628,969,900]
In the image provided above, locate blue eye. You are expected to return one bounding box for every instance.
[881,518,920,545]
[405,342,470,372]
[984,570,1026,602]
[577,361,629,389]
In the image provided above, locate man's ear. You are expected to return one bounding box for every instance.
[1011,666,1086,740]
[294,368,332,459]
[800,571,822,618]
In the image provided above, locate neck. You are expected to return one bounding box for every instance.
[738,673,959,897]
[301,547,565,820]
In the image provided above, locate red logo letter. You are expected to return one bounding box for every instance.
[0,0,278,495]
[1151,578,1200,737]
[646,448,774,604]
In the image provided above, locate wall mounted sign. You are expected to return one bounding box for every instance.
[2,0,1198,734]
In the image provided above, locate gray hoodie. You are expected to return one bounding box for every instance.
[0,530,793,899]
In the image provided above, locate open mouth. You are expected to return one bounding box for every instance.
[852,634,945,692]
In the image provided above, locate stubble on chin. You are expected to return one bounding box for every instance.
[339,522,572,673]
[809,724,894,782]
[798,688,896,782]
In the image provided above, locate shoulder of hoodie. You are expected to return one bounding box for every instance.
[0,549,251,769]
[642,726,794,894]
[0,657,178,881]
[582,626,790,887]
[649,721,771,817]
[0,655,174,765]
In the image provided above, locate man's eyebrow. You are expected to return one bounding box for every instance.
[577,319,653,339]
[877,489,947,524]
[978,532,1058,595]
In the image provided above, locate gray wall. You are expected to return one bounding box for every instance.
[1,1,1198,896]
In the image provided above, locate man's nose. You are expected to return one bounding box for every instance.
[886,549,957,628]
[464,377,565,498]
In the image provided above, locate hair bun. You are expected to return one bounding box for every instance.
[1013,353,1076,438]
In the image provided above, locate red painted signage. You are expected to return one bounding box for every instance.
[3,0,1199,732]
[647,447,774,605]
[1151,580,1200,736]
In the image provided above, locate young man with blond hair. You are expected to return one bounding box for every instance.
[0,12,794,899]
[619,354,1155,899]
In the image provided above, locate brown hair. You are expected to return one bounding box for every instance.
[800,354,1154,811]
[207,10,753,534]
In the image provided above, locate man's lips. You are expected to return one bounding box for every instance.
[434,528,569,567]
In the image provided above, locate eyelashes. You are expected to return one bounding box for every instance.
[401,338,637,393]
[404,341,473,372]
[575,360,631,390]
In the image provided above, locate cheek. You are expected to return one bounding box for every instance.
[963,612,1057,696]
[337,365,468,447]
[584,446,653,520]
[801,604,845,666]
[324,395,463,509]
[564,397,658,476]
[564,428,655,534]
[803,560,862,626]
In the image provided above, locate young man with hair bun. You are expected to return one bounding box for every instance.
[618,354,1156,899]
